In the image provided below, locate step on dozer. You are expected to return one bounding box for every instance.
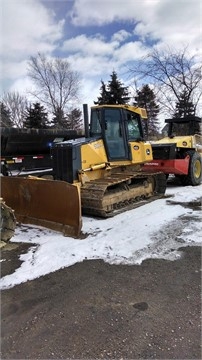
[1,176,82,238]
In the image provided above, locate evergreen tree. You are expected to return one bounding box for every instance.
[107,71,130,104]
[0,102,13,127]
[134,85,160,137]
[66,108,83,131]
[94,71,130,105]
[51,107,68,129]
[23,102,48,129]
[94,81,109,105]
[173,91,195,118]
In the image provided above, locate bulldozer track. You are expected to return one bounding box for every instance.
[81,171,166,218]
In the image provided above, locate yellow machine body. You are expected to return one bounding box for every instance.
[1,104,166,237]
[144,116,202,185]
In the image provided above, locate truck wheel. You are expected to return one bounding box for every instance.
[0,199,16,242]
[1,164,8,176]
[181,151,201,186]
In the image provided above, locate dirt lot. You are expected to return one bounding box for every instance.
[1,242,201,360]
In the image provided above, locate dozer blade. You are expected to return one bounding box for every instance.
[1,177,82,238]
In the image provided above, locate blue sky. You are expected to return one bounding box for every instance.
[0,0,201,114]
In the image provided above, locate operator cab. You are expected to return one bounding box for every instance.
[166,116,201,137]
[90,106,145,161]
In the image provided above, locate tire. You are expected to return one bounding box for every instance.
[180,151,201,186]
[1,164,8,176]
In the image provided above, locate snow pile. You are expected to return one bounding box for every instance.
[0,185,201,289]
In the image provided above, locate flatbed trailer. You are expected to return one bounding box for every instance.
[1,127,82,176]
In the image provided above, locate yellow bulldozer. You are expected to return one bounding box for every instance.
[1,104,167,239]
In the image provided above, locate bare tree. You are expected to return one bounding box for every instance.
[0,102,12,127]
[129,45,202,117]
[27,53,81,118]
[1,92,29,128]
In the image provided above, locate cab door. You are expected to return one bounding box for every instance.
[103,108,129,160]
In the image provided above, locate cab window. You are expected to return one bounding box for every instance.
[90,109,102,135]
[126,112,141,140]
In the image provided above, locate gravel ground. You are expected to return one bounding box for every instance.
[1,242,201,360]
